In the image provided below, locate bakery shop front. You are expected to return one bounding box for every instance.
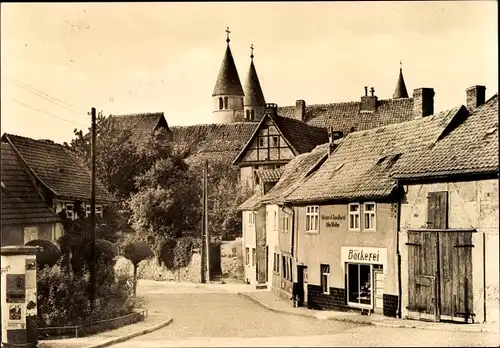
[341,246,388,313]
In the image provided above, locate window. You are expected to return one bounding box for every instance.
[305,206,319,233]
[272,136,278,147]
[246,110,250,119]
[252,248,256,266]
[65,203,74,220]
[275,165,281,169]
[259,137,264,147]
[266,246,269,282]
[241,98,244,108]
[364,203,376,230]
[282,255,287,279]
[288,258,293,281]
[347,263,372,307]
[245,247,250,265]
[250,110,255,121]
[86,204,104,218]
[23,227,38,244]
[224,97,229,109]
[248,212,255,226]
[321,264,330,294]
[282,214,289,233]
[273,211,277,231]
[219,97,223,110]
[349,203,360,230]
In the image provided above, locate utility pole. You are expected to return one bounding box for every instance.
[204,160,210,283]
[200,164,206,284]
[89,107,97,310]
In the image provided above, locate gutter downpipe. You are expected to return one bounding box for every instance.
[396,180,403,319]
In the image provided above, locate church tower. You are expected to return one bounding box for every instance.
[212,27,245,123]
[243,44,266,122]
[393,61,409,99]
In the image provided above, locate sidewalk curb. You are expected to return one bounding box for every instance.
[84,317,173,348]
[239,293,499,334]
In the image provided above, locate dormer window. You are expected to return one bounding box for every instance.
[219,97,223,110]
[65,203,74,220]
[224,97,229,109]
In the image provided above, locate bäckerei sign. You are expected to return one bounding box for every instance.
[341,246,387,267]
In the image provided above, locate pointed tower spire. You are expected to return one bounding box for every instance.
[244,44,266,122]
[393,60,409,99]
[212,27,244,97]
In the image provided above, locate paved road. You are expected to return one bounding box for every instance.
[112,281,499,347]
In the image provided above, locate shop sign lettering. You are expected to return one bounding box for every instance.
[348,249,380,262]
[322,214,346,228]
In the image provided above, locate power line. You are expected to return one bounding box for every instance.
[3,75,87,116]
[9,99,88,128]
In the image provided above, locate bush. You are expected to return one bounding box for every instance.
[120,236,153,296]
[25,239,61,269]
[37,262,137,329]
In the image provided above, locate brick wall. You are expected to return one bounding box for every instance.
[383,294,399,317]
[307,284,349,311]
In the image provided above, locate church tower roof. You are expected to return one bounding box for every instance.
[393,61,409,99]
[212,27,244,97]
[244,44,266,107]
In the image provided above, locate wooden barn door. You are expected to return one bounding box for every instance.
[407,231,439,321]
[439,231,474,322]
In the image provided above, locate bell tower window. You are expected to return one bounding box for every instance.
[250,110,255,121]
[224,97,229,109]
[219,97,223,110]
[246,110,250,120]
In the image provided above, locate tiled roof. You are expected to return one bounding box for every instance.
[212,44,244,96]
[244,60,266,107]
[285,106,468,203]
[393,68,409,99]
[238,192,261,211]
[392,94,499,179]
[106,112,168,144]
[257,169,283,183]
[2,134,116,204]
[171,123,257,165]
[260,144,330,206]
[1,143,62,227]
[232,113,329,165]
[277,98,415,135]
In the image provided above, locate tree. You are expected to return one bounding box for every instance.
[25,240,62,269]
[120,236,153,296]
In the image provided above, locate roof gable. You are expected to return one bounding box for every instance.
[232,112,329,165]
[2,134,115,204]
[285,106,467,203]
[1,143,62,226]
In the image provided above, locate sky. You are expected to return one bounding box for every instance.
[1,2,498,144]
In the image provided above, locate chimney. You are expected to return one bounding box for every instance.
[360,86,378,113]
[466,85,486,112]
[413,88,435,118]
[265,103,278,117]
[328,128,343,155]
[295,100,306,122]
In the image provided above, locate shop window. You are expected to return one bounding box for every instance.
[245,247,250,266]
[305,206,319,233]
[347,263,372,307]
[23,226,38,244]
[363,203,376,231]
[349,203,360,230]
[321,264,330,294]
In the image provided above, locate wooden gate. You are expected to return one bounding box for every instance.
[407,230,474,322]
